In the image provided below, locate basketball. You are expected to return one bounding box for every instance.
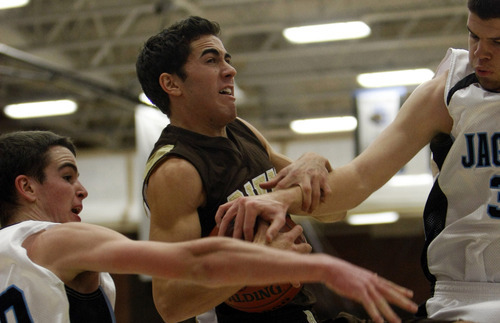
[210,215,306,313]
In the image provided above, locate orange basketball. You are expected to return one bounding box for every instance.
[210,215,306,312]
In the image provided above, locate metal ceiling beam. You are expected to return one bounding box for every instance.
[0,43,143,109]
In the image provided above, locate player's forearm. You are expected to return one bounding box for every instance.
[282,164,367,220]
[152,278,240,323]
[185,237,324,286]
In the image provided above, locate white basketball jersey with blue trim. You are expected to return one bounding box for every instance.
[423,48,500,322]
[0,221,115,323]
[428,48,500,283]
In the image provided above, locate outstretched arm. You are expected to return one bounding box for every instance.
[217,72,452,241]
[27,221,417,323]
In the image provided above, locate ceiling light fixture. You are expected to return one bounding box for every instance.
[283,21,371,44]
[4,99,77,119]
[347,212,399,226]
[357,68,434,88]
[0,0,29,10]
[290,116,357,134]
[388,174,434,187]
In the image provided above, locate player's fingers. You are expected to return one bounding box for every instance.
[253,220,270,245]
[287,224,304,241]
[217,220,228,236]
[242,208,258,241]
[361,296,384,323]
[378,279,417,313]
[259,173,284,190]
[319,177,332,203]
[381,277,415,298]
[324,160,333,172]
[215,202,229,225]
[266,216,286,242]
[369,286,402,323]
[231,205,245,240]
[274,173,297,190]
[308,179,322,213]
[300,182,312,212]
[293,241,312,254]
[373,294,400,323]
[217,205,236,236]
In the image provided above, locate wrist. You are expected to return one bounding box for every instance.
[273,185,302,213]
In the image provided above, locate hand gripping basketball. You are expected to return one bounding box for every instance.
[210,215,306,313]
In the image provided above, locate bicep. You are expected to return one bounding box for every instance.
[27,223,131,279]
[146,157,205,243]
[30,223,192,278]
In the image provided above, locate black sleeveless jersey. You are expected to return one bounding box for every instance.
[143,119,316,322]
[144,119,275,237]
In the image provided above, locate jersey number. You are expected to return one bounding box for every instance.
[0,286,33,323]
[489,175,500,219]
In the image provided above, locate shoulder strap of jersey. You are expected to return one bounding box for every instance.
[446,73,478,105]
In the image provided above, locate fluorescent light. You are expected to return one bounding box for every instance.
[290,116,357,134]
[388,174,433,187]
[347,212,399,225]
[357,68,434,88]
[283,21,371,44]
[4,99,77,119]
[0,0,29,10]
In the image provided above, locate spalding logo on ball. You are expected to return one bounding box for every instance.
[210,215,306,313]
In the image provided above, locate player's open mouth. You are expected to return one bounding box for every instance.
[219,87,233,95]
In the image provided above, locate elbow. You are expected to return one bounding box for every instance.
[313,210,347,223]
[335,210,347,221]
[154,296,188,323]
[152,281,190,323]
[153,292,175,323]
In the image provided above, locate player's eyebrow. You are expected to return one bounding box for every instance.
[59,162,78,174]
[200,48,232,61]
[467,26,500,41]
[467,26,478,37]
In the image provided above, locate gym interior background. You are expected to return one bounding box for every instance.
[1,0,469,322]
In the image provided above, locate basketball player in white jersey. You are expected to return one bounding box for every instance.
[0,130,417,323]
[217,1,500,322]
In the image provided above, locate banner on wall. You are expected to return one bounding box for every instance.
[355,87,406,154]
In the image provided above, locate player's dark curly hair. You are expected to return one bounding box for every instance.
[468,0,500,19]
[136,16,221,117]
[0,131,76,227]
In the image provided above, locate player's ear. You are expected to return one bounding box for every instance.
[14,175,37,202]
[159,72,182,97]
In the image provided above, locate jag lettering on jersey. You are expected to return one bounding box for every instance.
[461,132,500,168]
[226,168,277,202]
[461,133,500,218]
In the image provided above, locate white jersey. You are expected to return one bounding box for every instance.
[0,221,116,323]
[422,48,500,322]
